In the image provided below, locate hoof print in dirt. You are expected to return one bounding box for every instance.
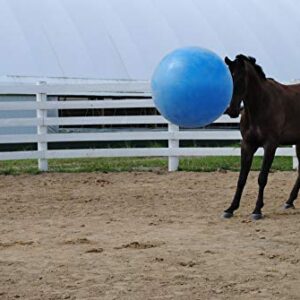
[63,238,92,245]
[114,241,164,250]
[85,248,104,254]
[179,261,196,267]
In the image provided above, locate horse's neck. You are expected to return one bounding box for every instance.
[243,71,267,119]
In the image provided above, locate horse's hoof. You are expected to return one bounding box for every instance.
[251,213,264,221]
[222,211,234,219]
[284,203,295,210]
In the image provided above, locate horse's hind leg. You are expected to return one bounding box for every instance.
[285,144,300,209]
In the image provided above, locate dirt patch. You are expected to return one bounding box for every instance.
[85,248,104,254]
[0,171,300,299]
[114,241,165,250]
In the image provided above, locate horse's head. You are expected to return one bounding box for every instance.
[224,55,249,118]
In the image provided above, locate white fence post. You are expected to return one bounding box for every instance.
[36,81,48,171]
[168,123,179,171]
[292,145,298,170]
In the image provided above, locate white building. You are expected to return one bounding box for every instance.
[0,0,299,83]
[0,0,300,134]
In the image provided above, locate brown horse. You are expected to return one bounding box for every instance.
[223,54,300,220]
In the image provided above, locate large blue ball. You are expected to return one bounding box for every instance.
[151,47,233,128]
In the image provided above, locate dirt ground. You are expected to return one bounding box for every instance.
[1,171,300,300]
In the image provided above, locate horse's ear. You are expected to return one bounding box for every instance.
[225,56,233,66]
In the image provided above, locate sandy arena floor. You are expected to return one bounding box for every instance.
[1,171,300,300]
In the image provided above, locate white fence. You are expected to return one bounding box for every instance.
[0,82,297,171]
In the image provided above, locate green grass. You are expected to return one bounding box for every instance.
[0,156,293,175]
[179,156,292,172]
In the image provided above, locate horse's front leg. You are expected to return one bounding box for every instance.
[223,141,258,218]
[251,144,277,220]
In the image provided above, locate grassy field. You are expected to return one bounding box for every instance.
[0,156,293,175]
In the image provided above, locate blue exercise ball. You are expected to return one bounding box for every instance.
[151,47,233,128]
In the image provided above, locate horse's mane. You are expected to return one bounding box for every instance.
[236,54,266,80]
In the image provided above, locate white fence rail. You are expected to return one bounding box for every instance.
[0,82,296,171]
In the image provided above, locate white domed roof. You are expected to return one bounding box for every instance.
[0,0,299,82]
